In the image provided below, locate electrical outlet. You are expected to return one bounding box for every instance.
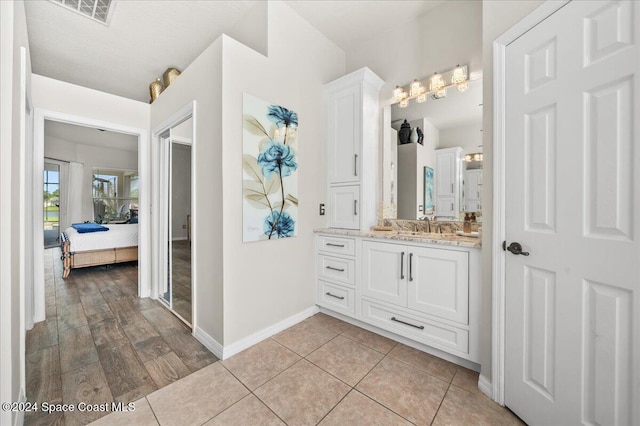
[319,203,325,215]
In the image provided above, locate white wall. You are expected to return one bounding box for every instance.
[439,123,482,155]
[220,0,345,346]
[44,134,138,222]
[150,37,224,343]
[480,0,545,382]
[0,1,31,424]
[32,75,150,130]
[171,144,191,240]
[345,0,482,104]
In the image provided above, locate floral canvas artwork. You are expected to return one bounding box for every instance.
[243,94,299,242]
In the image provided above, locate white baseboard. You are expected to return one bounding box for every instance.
[222,306,320,360]
[478,374,493,400]
[193,327,223,360]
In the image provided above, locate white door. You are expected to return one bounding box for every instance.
[328,185,360,229]
[436,150,454,196]
[361,241,407,306]
[407,246,468,324]
[504,1,639,425]
[327,86,361,184]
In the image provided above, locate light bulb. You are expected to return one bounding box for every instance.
[410,79,425,97]
[430,73,444,92]
[393,85,404,102]
[457,81,468,92]
[452,65,467,84]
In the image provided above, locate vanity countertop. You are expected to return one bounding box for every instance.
[314,228,481,248]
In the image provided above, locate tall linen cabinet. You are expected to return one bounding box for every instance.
[325,68,384,229]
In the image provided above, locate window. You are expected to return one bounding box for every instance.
[92,168,138,223]
[93,173,118,198]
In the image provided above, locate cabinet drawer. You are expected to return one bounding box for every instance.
[318,280,355,315]
[361,299,469,355]
[317,235,355,256]
[317,255,355,287]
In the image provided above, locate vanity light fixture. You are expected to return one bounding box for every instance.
[465,152,484,162]
[393,65,469,106]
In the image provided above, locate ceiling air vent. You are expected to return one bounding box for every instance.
[49,0,115,25]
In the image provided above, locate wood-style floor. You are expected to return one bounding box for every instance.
[25,248,218,426]
[171,240,191,324]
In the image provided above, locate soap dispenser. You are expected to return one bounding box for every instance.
[463,213,471,234]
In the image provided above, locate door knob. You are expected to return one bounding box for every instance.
[507,242,529,256]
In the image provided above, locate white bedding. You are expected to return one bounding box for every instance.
[65,224,138,252]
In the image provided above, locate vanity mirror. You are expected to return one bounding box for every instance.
[384,78,483,220]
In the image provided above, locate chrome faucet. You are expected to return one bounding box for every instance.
[421,216,431,233]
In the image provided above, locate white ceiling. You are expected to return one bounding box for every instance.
[45,120,138,152]
[25,0,259,102]
[25,0,446,102]
[391,78,483,130]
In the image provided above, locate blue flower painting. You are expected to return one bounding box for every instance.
[243,94,299,242]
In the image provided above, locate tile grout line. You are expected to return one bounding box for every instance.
[429,370,456,426]
[218,361,290,426]
[343,345,424,425]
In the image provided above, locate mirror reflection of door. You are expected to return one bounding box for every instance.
[159,117,193,327]
[43,161,61,247]
[170,141,192,324]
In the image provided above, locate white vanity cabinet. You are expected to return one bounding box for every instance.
[325,68,384,230]
[316,235,357,316]
[362,241,469,324]
[435,147,463,218]
[317,233,480,363]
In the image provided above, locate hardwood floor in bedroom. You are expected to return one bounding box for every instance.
[25,248,218,426]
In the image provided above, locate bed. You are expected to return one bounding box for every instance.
[60,223,138,278]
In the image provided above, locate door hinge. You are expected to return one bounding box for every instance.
[502,240,506,251]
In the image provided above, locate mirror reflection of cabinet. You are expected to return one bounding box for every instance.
[386,79,483,220]
[435,147,463,218]
[465,169,482,212]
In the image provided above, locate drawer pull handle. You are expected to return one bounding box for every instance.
[400,252,405,279]
[326,243,345,248]
[391,316,425,330]
[326,266,345,272]
[326,292,345,300]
